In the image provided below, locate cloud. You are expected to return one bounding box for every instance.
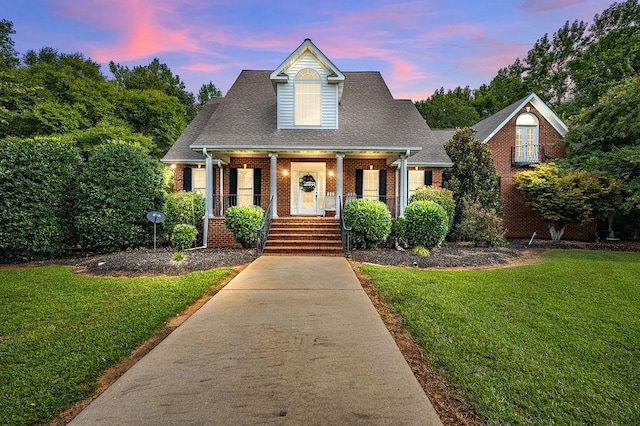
[521,0,585,13]
[181,63,228,73]
[54,0,206,62]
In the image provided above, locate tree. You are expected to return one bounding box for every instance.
[197,81,222,109]
[0,19,19,71]
[472,60,531,119]
[443,128,502,227]
[513,163,600,241]
[109,58,196,121]
[415,87,480,128]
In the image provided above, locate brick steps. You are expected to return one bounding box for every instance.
[263,217,343,256]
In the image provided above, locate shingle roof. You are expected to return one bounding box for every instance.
[163,70,451,166]
[409,128,455,166]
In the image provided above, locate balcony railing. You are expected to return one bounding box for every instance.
[511,145,547,167]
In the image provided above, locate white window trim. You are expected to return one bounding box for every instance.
[294,68,321,126]
[363,170,379,200]
[237,168,254,206]
[192,168,206,196]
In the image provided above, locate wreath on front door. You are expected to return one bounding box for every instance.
[299,174,317,192]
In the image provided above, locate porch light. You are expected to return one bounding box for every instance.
[328,170,334,177]
[282,169,289,176]
[414,166,418,171]
[170,164,176,170]
[369,165,373,170]
[243,164,247,169]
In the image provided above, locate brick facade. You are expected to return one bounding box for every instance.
[488,102,594,240]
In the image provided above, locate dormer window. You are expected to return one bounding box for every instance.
[294,68,321,126]
[515,113,539,164]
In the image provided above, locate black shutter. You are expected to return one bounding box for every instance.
[229,168,237,207]
[182,167,192,191]
[424,170,433,186]
[378,169,387,202]
[253,168,261,206]
[355,169,363,198]
[496,176,501,191]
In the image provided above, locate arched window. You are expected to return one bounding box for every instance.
[515,112,539,164]
[294,68,321,126]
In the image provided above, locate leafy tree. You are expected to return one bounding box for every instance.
[472,60,531,119]
[0,138,82,261]
[443,128,502,227]
[197,81,222,108]
[513,163,600,241]
[109,58,196,121]
[75,144,164,253]
[0,19,19,71]
[415,87,480,128]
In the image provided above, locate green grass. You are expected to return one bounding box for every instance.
[0,265,232,425]
[362,250,640,425]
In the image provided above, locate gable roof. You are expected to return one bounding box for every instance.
[407,128,454,166]
[473,93,568,143]
[270,39,345,86]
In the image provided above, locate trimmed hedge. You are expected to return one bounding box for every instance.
[224,205,264,248]
[409,186,455,229]
[163,191,205,237]
[171,224,197,251]
[75,144,165,253]
[343,198,392,249]
[405,200,448,250]
[0,139,82,261]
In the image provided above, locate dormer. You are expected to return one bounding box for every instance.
[270,39,345,129]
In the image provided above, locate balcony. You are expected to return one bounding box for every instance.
[511,145,547,167]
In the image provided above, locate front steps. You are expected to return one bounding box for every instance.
[263,217,343,256]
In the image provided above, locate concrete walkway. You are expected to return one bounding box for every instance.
[70,256,442,425]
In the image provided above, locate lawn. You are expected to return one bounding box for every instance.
[0,265,232,425]
[361,250,640,425]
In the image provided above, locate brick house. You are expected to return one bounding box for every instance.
[162,39,588,247]
[162,39,452,247]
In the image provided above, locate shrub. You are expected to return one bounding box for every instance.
[343,199,392,249]
[455,197,508,247]
[224,205,264,248]
[412,246,430,257]
[173,251,185,261]
[385,217,407,248]
[409,186,455,229]
[171,224,197,251]
[405,200,448,250]
[75,144,164,253]
[0,138,82,261]
[163,191,205,237]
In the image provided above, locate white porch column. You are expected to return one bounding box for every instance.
[336,153,344,218]
[202,149,213,247]
[269,153,278,218]
[399,154,408,217]
[217,161,224,217]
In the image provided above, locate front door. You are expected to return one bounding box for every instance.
[290,162,326,215]
[297,171,319,214]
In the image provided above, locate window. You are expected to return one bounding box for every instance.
[294,68,321,126]
[192,168,206,196]
[237,168,254,206]
[408,170,425,199]
[363,170,379,200]
[515,113,539,164]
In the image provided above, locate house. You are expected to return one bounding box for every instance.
[426,93,591,240]
[162,39,590,247]
[162,39,452,247]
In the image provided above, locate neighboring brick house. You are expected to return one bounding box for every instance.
[162,39,452,247]
[428,94,593,240]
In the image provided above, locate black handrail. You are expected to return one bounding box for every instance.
[255,195,274,256]
[339,196,352,256]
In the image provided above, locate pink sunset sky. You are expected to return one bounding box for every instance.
[4,0,613,101]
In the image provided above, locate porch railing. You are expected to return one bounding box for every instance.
[339,196,352,256]
[255,195,274,256]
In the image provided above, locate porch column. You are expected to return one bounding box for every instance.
[269,153,278,218]
[399,154,408,217]
[336,153,344,218]
[218,161,224,217]
[203,149,213,248]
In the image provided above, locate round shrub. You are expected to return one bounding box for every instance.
[405,200,448,250]
[171,224,197,251]
[163,191,205,237]
[0,138,82,261]
[343,199,392,249]
[224,205,265,248]
[75,144,165,253]
[409,186,455,229]
[455,197,508,247]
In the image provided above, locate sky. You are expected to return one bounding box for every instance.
[3,0,615,101]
